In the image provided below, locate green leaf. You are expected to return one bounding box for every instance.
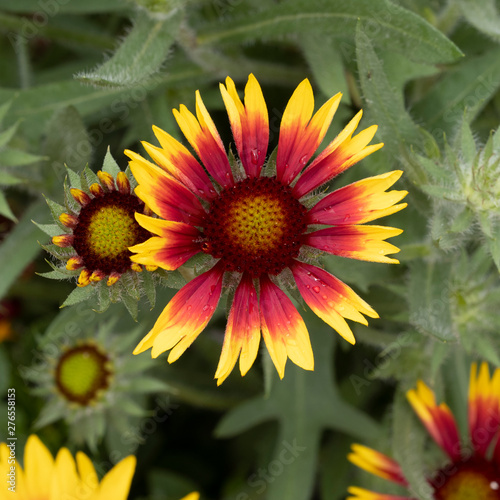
[0,121,20,149]
[408,260,455,342]
[198,0,462,64]
[43,106,91,189]
[0,148,45,167]
[76,9,182,88]
[32,221,63,238]
[300,33,349,103]
[412,47,500,136]
[0,200,46,300]
[485,218,500,271]
[355,25,421,161]
[0,190,16,221]
[101,148,121,177]
[0,100,12,126]
[60,285,95,308]
[124,377,171,393]
[0,0,128,13]
[216,327,380,500]
[458,0,500,41]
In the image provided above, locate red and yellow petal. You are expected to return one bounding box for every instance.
[277,81,342,185]
[146,125,215,200]
[97,170,115,191]
[468,362,500,457]
[116,171,131,194]
[220,74,269,178]
[407,380,461,461]
[126,149,206,225]
[304,225,403,264]
[348,444,408,486]
[347,487,411,500]
[291,261,378,345]
[215,273,261,385]
[306,171,408,226]
[292,111,383,199]
[173,93,234,188]
[70,188,91,206]
[133,264,225,362]
[259,274,314,379]
[129,214,201,270]
[52,234,74,247]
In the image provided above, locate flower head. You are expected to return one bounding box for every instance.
[0,434,135,499]
[347,362,500,500]
[39,151,157,316]
[20,306,168,451]
[127,74,407,384]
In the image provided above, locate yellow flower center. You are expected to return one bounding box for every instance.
[433,463,500,500]
[202,177,307,276]
[73,191,150,274]
[87,206,138,259]
[55,345,111,405]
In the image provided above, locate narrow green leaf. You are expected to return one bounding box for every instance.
[0,190,16,222]
[60,285,95,308]
[198,0,462,64]
[355,25,421,157]
[32,221,63,238]
[412,47,500,136]
[76,10,182,88]
[0,100,12,126]
[0,121,20,149]
[43,106,91,187]
[458,0,500,41]
[0,0,127,13]
[0,200,46,300]
[300,33,349,103]
[0,148,45,167]
[408,260,455,342]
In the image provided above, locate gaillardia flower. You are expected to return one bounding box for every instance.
[348,362,500,500]
[20,306,169,451]
[39,151,156,316]
[126,74,407,384]
[0,434,135,499]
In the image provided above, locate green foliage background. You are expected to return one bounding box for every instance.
[1,0,500,499]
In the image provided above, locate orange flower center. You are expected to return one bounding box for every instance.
[55,344,111,405]
[73,191,150,274]
[201,177,307,276]
[431,461,500,500]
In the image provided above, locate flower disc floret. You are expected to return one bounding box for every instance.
[55,344,111,405]
[73,191,150,275]
[202,177,307,276]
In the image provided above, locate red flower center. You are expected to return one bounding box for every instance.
[201,177,307,277]
[73,191,150,274]
[431,459,500,500]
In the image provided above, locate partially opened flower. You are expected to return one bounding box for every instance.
[347,362,500,499]
[0,434,135,499]
[20,307,168,452]
[126,74,407,384]
[39,151,156,316]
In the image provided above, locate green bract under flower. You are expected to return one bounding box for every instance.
[19,306,170,452]
[417,120,500,270]
[37,151,162,318]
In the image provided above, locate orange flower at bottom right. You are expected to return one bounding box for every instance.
[348,362,500,500]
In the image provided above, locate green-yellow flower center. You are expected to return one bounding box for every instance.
[201,177,307,276]
[87,206,138,258]
[73,191,150,274]
[55,344,111,405]
[432,461,500,500]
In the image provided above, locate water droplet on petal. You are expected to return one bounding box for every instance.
[343,214,350,222]
[299,155,308,166]
[198,189,205,195]
[312,286,320,293]
[186,305,192,311]
[202,305,209,312]
[250,149,260,165]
